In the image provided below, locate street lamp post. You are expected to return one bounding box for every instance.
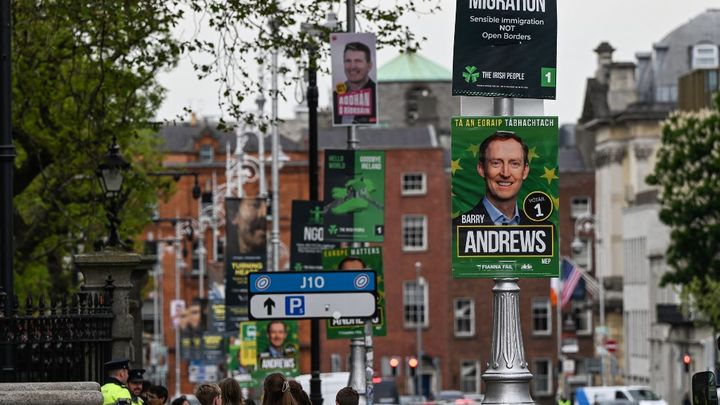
[571,213,604,384]
[96,136,131,250]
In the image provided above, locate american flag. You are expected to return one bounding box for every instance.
[560,258,582,308]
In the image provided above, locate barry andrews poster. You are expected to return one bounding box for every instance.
[451,116,559,278]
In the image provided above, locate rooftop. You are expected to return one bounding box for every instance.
[377,52,451,82]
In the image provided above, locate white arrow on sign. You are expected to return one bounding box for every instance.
[249,292,376,319]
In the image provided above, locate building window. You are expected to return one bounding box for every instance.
[191,240,200,274]
[201,192,214,216]
[454,298,475,337]
[403,279,428,328]
[576,309,592,336]
[532,359,552,396]
[460,360,480,393]
[692,43,719,70]
[401,172,427,196]
[572,238,591,270]
[199,144,214,162]
[532,298,551,335]
[402,215,427,252]
[331,353,342,372]
[570,196,591,218]
[216,238,224,262]
[406,86,431,125]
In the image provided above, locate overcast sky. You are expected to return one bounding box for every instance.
[155,0,719,126]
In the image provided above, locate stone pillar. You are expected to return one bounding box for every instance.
[130,255,154,369]
[75,249,150,367]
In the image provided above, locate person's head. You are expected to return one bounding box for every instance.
[171,396,190,405]
[232,199,267,253]
[338,256,365,270]
[219,377,243,405]
[477,130,530,207]
[288,381,311,405]
[267,321,288,351]
[262,373,296,405]
[127,368,146,395]
[104,359,130,384]
[343,42,372,89]
[148,385,169,405]
[196,383,223,405]
[335,387,359,405]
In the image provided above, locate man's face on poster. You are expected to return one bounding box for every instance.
[343,49,372,88]
[340,258,365,270]
[232,199,266,253]
[268,321,287,350]
[477,138,529,205]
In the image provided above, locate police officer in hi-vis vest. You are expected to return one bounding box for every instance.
[101,359,133,405]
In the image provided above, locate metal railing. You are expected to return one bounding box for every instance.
[0,282,114,383]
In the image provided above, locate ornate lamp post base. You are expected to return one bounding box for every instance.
[481,278,534,405]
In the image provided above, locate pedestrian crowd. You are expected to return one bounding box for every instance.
[100,358,359,405]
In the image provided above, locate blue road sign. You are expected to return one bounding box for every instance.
[249,271,375,293]
[248,271,378,320]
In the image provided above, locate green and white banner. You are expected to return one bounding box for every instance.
[251,320,299,383]
[322,246,386,339]
[451,116,559,278]
[323,150,385,242]
[452,0,557,99]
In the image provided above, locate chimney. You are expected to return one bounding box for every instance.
[594,42,615,84]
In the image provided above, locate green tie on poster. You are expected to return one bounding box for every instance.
[323,150,385,243]
[451,116,560,278]
[322,246,386,339]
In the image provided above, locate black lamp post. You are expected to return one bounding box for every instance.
[96,136,131,249]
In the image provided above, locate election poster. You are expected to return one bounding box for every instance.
[452,0,557,99]
[251,320,299,383]
[225,198,267,331]
[227,322,257,388]
[323,150,385,243]
[451,116,559,278]
[322,246,386,339]
[331,32,378,126]
[290,200,337,271]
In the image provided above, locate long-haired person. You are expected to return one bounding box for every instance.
[262,373,296,405]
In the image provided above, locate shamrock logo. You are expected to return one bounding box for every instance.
[294,262,303,271]
[328,224,338,235]
[463,66,479,83]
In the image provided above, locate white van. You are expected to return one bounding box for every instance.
[295,372,351,404]
[574,386,667,405]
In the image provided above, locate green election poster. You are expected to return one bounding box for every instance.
[322,246,386,339]
[251,320,299,384]
[323,150,385,242]
[451,116,559,278]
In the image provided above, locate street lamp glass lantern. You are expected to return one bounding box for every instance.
[97,140,130,198]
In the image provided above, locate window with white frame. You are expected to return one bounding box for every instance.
[576,309,592,336]
[454,298,475,337]
[403,279,428,328]
[401,172,427,196]
[532,359,552,396]
[531,298,551,335]
[572,238,591,270]
[460,360,480,393]
[331,353,342,372]
[692,43,719,69]
[199,144,214,162]
[402,215,427,251]
[570,196,591,218]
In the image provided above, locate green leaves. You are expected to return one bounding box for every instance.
[649,93,720,327]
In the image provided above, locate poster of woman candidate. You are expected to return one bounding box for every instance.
[451,116,559,278]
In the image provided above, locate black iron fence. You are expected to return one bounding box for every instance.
[0,282,114,383]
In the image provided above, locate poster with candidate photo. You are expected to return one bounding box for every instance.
[331,32,378,126]
[225,198,267,331]
[451,116,559,278]
[251,320,299,383]
[322,246,386,339]
[452,0,557,99]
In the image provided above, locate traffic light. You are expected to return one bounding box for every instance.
[683,352,692,373]
[408,357,418,377]
[390,357,400,376]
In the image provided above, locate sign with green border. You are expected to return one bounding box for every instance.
[451,116,559,278]
[323,150,385,242]
[452,0,557,99]
[322,246,386,339]
[251,320,299,384]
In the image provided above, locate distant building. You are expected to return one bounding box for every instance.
[577,9,720,403]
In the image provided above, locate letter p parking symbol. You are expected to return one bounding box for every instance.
[286,296,305,316]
